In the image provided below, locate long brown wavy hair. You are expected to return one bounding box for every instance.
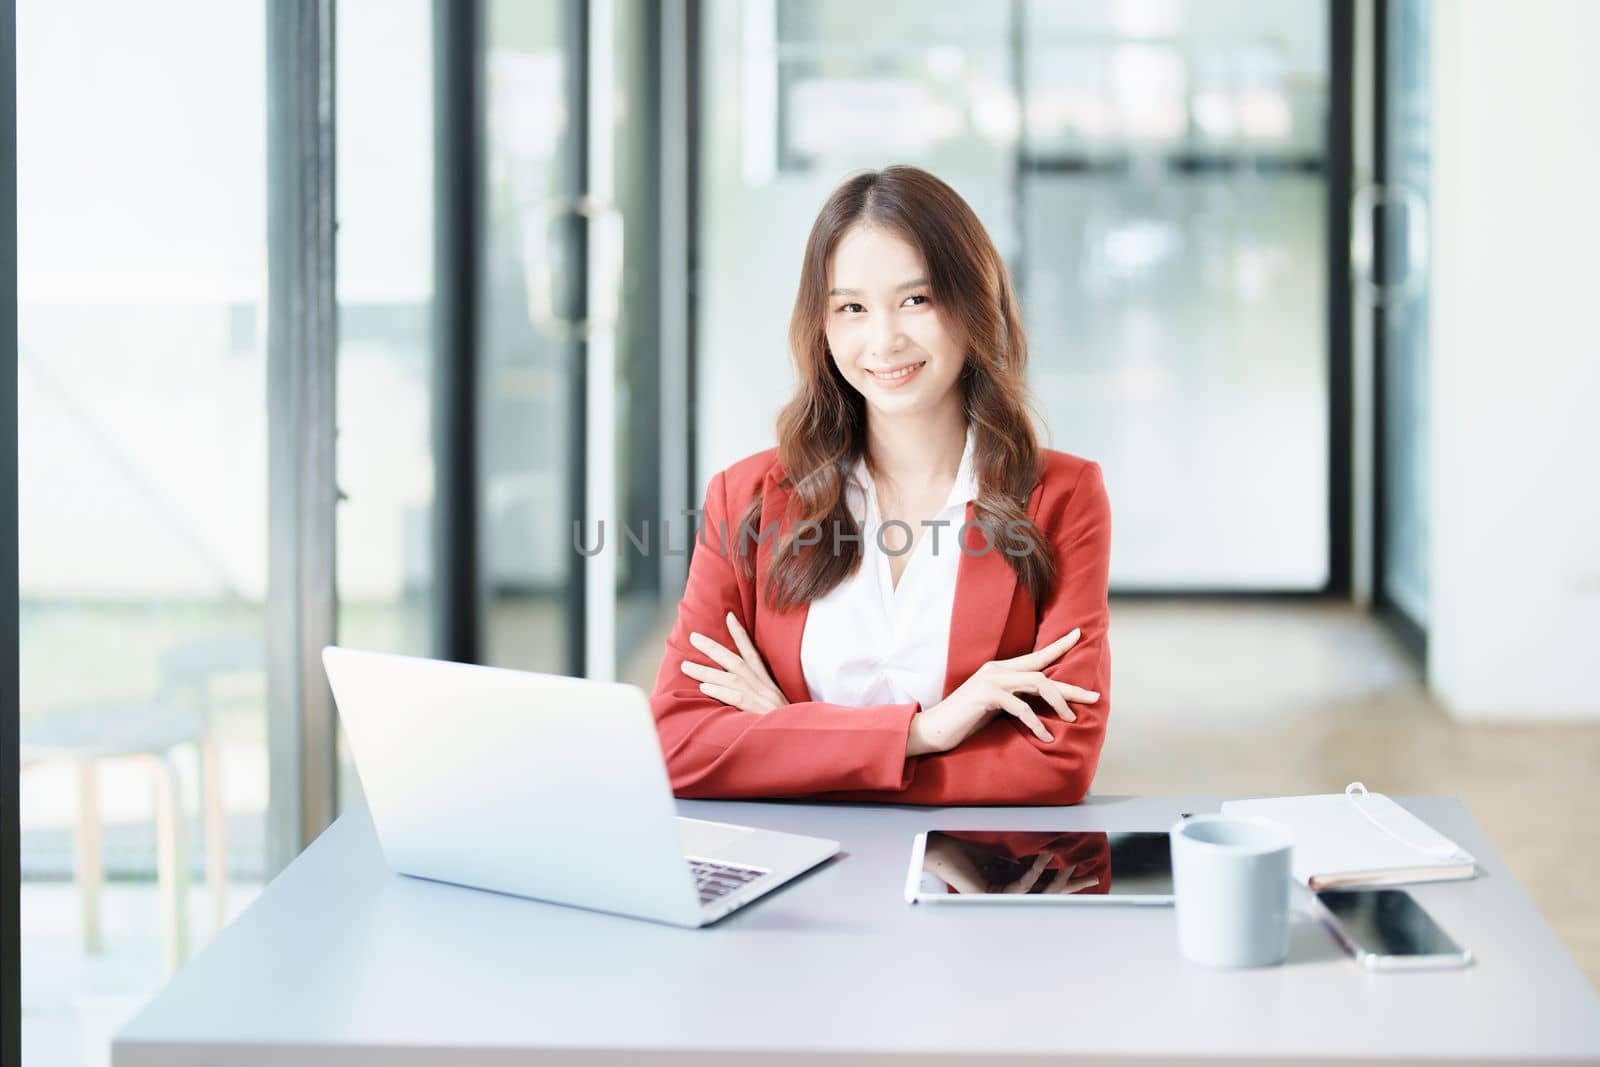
[735,164,1055,613]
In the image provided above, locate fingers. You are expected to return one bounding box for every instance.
[994,673,1083,726]
[681,661,782,713]
[722,612,775,683]
[1007,628,1082,671]
[687,630,743,674]
[679,659,730,686]
[998,692,1052,743]
[1000,671,1077,723]
[1054,680,1100,705]
[695,680,749,710]
[687,616,788,715]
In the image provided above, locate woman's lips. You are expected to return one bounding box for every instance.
[868,360,927,388]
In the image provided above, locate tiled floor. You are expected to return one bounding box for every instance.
[22,881,263,1067]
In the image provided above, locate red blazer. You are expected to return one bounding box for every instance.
[647,447,1112,806]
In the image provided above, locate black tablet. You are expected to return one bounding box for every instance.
[905,829,1174,905]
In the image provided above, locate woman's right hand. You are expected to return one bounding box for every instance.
[905,629,1099,757]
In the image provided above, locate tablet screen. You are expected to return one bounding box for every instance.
[917,830,1174,898]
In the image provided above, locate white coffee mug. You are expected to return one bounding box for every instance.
[1169,814,1294,968]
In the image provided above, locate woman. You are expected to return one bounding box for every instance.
[648,165,1111,805]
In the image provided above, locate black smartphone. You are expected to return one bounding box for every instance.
[1314,888,1473,970]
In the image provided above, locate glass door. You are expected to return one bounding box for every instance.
[480,0,668,683]
[479,0,586,676]
[1020,0,1333,590]
[694,0,1338,592]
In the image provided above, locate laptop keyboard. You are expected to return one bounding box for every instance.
[689,857,768,905]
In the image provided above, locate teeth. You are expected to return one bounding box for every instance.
[874,362,925,381]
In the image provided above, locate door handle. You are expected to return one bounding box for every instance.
[1351,182,1429,308]
[521,195,624,341]
[522,195,580,340]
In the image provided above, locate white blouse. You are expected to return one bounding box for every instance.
[799,424,979,712]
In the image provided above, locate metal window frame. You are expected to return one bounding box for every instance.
[564,0,593,679]
[583,0,616,681]
[1009,0,1028,288]
[1327,0,1356,599]
[660,0,694,599]
[266,0,340,874]
[433,0,485,667]
[4,0,21,1059]
[682,0,704,523]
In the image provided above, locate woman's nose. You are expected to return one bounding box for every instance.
[872,316,906,357]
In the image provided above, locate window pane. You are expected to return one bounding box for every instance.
[334,0,436,811]
[17,2,269,1062]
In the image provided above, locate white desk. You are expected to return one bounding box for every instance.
[114,795,1600,1066]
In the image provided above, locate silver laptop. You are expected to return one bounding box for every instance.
[321,646,839,927]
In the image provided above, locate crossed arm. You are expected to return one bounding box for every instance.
[646,462,1112,806]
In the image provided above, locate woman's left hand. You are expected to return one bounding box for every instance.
[680,611,786,715]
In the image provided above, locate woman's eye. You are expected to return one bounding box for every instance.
[837,295,926,313]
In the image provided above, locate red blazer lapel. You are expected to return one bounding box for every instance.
[753,471,812,705]
[939,500,1018,699]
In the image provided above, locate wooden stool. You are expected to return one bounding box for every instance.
[21,702,225,974]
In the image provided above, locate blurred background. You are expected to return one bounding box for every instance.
[11,0,1599,1063]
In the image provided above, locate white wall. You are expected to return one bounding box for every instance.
[1428,0,1600,718]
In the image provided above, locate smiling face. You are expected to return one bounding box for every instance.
[825,224,968,420]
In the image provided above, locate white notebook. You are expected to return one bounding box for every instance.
[1220,783,1478,890]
